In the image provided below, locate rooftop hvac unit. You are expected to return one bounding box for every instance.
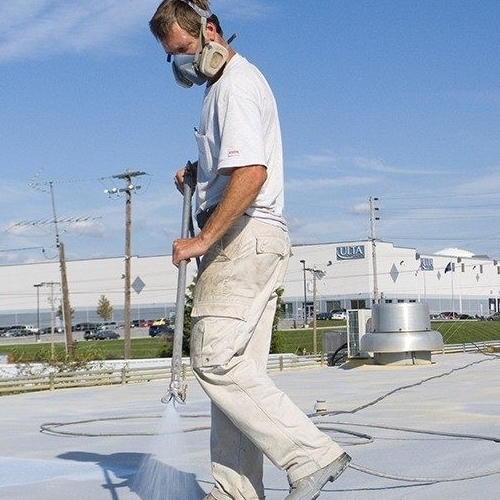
[323,330,348,366]
[347,309,372,358]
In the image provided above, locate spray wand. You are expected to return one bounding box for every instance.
[161,161,196,405]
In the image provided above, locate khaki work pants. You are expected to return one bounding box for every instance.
[191,217,344,500]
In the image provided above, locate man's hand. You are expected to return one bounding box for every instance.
[174,161,197,194]
[174,167,186,194]
[172,235,209,267]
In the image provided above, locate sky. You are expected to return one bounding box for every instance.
[1,0,499,266]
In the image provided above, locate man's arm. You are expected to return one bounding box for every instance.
[172,164,267,266]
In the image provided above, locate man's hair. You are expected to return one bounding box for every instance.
[150,0,222,41]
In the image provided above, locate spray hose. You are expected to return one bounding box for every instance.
[161,161,196,405]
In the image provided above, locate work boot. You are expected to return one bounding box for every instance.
[285,452,351,500]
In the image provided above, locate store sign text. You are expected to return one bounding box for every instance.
[336,245,365,260]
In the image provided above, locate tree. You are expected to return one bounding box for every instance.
[183,281,196,355]
[97,295,113,322]
[56,301,74,321]
[270,287,286,353]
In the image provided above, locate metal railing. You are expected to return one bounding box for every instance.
[0,353,326,396]
[1,341,499,396]
[433,340,500,355]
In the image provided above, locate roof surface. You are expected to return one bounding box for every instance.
[1,351,499,500]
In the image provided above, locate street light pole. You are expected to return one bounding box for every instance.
[38,281,60,360]
[311,267,318,354]
[48,282,57,360]
[300,259,307,327]
[34,283,43,342]
[304,266,326,355]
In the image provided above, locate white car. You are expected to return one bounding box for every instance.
[330,310,346,320]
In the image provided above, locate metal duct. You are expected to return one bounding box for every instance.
[360,303,443,364]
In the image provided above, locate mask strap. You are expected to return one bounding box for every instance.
[178,0,211,18]
[193,16,207,63]
[179,0,210,55]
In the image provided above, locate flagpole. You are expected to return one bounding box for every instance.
[423,268,427,301]
[451,266,455,314]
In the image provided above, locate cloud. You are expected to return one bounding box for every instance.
[288,212,368,246]
[287,152,339,171]
[289,152,442,177]
[450,169,500,197]
[0,0,273,62]
[0,0,158,62]
[4,221,52,238]
[66,219,106,238]
[0,179,42,205]
[214,0,274,19]
[285,175,375,193]
[349,203,370,214]
[352,156,441,175]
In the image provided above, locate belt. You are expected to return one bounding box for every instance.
[196,204,217,229]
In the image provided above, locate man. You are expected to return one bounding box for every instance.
[149,1,351,499]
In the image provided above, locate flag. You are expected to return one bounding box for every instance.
[444,262,452,273]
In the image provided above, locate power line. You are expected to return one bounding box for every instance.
[11,215,101,228]
[0,246,45,253]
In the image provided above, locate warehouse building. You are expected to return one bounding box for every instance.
[1,239,499,328]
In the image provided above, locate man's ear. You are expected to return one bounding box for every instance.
[204,20,218,41]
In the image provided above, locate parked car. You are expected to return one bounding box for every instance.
[330,310,347,320]
[315,312,331,321]
[4,328,28,337]
[458,314,474,320]
[149,325,174,337]
[39,326,64,334]
[152,317,168,326]
[434,311,474,320]
[435,311,459,320]
[84,329,120,340]
[74,322,101,331]
[84,330,97,340]
[5,325,33,335]
[96,330,120,340]
[486,312,500,321]
[100,322,117,329]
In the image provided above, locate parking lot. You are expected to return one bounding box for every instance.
[0,326,152,346]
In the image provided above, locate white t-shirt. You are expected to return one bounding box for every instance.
[194,53,287,230]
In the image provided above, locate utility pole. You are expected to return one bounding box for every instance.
[369,196,380,304]
[49,182,74,354]
[26,175,102,353]
[107,169,146,359]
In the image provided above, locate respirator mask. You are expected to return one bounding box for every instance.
[170,1,233,88]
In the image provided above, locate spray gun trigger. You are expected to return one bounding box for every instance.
[161,381,187,405]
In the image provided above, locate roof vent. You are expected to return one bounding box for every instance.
[360,302,443,365]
